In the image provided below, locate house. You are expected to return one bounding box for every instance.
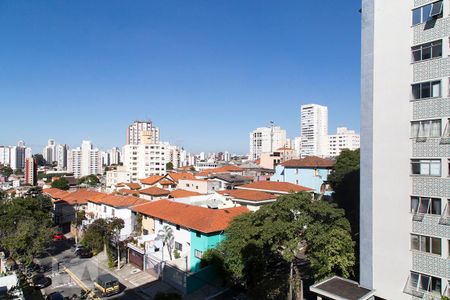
[86,195,147,240]
[216,189,277,211]
[129,200,249,272]
[168,189,202,199]
[270,156,335,195]
[139,187,170,201]
[166,172,196,183]
[177,179,221,194]
[236,181,313,195]
[140,175,176,190]
[43,188,105,233]
[196,165,244,178]
[117,188,140,197]
[208,173,253,190]
[259,147,297,169]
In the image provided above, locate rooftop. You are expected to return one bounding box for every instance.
[132,200,249,233]
[237,181,313,194]
[139,186,170,196]
[310,276,375,300]
[169,189,203,198]
[281,156,335,168]
[88,194,147,208]
[218,189,276,202]
[197,165,243,177]
[140,175,165,185]
[167,172,196,182]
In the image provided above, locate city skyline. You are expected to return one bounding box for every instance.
[0,1,361,153]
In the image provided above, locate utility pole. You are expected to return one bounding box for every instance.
[116,233,121,270]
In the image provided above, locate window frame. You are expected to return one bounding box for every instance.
[411,159,441,176]
[410,234,442,255]
[411,40,443,63]
[411,196,441,215]
[411,80,441,100]
[412,1,443,26]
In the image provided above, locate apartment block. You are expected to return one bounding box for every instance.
[300,104,328,157]
[249,125,287,160]
[24,157,37,186]
[361,0,450,298]
[67,141,103,178]
[126,120,160,145]
[122,143,166,182]
[327,127,360,157]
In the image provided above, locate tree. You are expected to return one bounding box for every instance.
[0,165,13,178]
[107,218,125,269]
[78,175,100,187]
[33,154,46,167]
[0,196,54,264]
[51,177,70,190]
[166,162,174,171]
[74,210,86,245]
[212,192,355,299]
[162,225,174,260]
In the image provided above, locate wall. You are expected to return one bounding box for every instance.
[190,231,223,272]
[271,165,331,195]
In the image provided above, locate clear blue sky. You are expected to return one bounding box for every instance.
[0,0,361,154]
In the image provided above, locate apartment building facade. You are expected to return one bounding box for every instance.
[300,104,328,158]
[249,125,287,160]
[122,143,167,182]
[361,0,450,298]
[327,127,360,157]
[67,141,103,178]
[126,120,160,145]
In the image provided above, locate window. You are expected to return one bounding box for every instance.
[176,225,180,231]
[412,1,443,26]
[412,81,441,99]
[412,40,442,62]
[159,219,163,225]
[111,209,115,217]
[409,272,442,293]
[411,159,441,176]
[196,232,201,238]
[411,196,441,215]
[411,234,442,255]
[411,120,441,138]
[143,229,149,235]
[443,119,450,137]
[175,242,182,251]
[194,250,203,259]
[103,206,106,213]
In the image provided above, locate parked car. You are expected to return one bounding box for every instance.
[52,233,65,241]
[46,292,64,300]
[76,248,93,258]
[31,274,52,289]
[94,274,120,297]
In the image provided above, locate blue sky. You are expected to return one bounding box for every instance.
[0,0,361,154]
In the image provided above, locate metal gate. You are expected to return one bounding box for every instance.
[128,248,144,270]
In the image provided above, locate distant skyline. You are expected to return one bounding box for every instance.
[1,1,361,153]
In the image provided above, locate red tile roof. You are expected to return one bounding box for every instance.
[167,172,196,182]
[197,165,243,177]
[43,188,70,199]
[159,180,175,185]
[139,187,170,196]
[281,156,335,168]
[117,189,140,196]
[60,189,106,205]
[218,189,277,202]
[140,175,165,185]
[132,200,249,233]
[169,189,202,198]
[124,182,141,190]
[88,194,148,208]
[237,181,313,194]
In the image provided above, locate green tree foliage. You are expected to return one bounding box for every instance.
[212,192,355,298]
[78,175,100,187]
[82,217,124,258]
[33,154,47,167]
[0,196,54,264]
[166,162,174,171]
[0,165,13,178]
[51,177,70,190]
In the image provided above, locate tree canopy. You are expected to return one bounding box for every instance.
[51,177,70,190]
[208,192,355,299]
[78,175,100,187]
[0,196,54,264]
[0,165,13,178]
[82,217,124,254]
[166,162,174,171]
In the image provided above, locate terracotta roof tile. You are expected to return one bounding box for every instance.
[218,189,277,202]
[197,165,243,177]
[281,156,335,168]
[237,181,313,194]
[140,175,165,185]
[124,182,141,190]
[167,172,196,182]
[88,195,147,208]
[139,187,170,196]
[169,189,202,198]
[132,200,248,233]
[117,189,140,196]
[43,188,70,199]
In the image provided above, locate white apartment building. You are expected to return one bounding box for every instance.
[10,141,32,170]
[164,143,181,169]
[0,146,11,166]
[361,0,450,299]
[55,144,68,170]
[249,125,287,160]
[122,143,166,182]
[300,104,328,158]
[107,147,121,165]
[126,120,160,145]
[43,139,56,163]
[68,141,103,178]
[105,166,131,192]
[327,127,360,157]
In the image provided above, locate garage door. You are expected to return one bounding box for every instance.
[129,248,144,270]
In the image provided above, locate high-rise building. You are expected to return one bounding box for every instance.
[249,125,287,160]
[43,139,56,163]
[55,144,68,170]
[25,157,37,186]
[300,104,328,157]
[107,147,121,165]
[327,127,360,157]
[10,141,32,170]
[68,141,103,178]
[0,146,11,166]
[126,120,160,145]
[122,143,166,182]
[361,1,450,298]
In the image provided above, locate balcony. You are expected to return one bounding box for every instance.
[438,203,450,226]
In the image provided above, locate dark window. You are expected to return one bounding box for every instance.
[143,229,149,235]
[412,1,443,25]
[176,225,180,230]
[411,81,441,99]
[175,242,182,251]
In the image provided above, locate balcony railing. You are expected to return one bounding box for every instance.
[438,203,450,225]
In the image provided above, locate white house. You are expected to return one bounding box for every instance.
[177,179,221,194]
